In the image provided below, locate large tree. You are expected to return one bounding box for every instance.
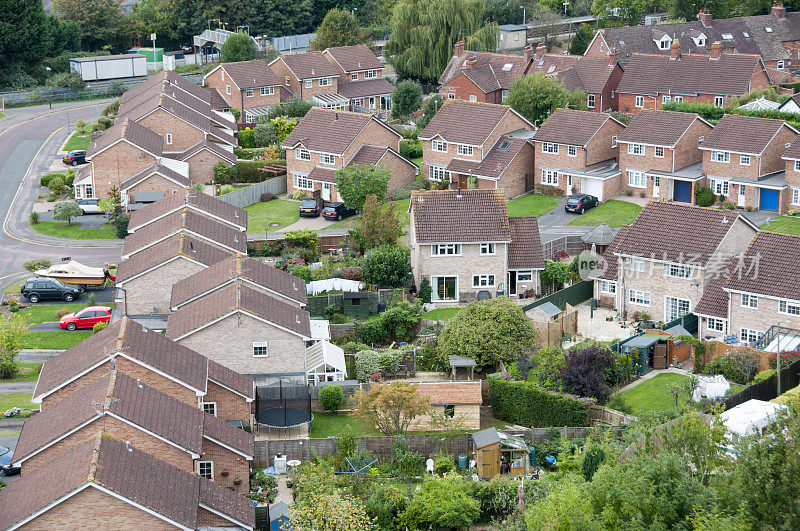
[359,194,403,249]
[309,8,367,51]
[385,0,499,83]
[354,381,430,435]
[127,0,183,48]
[391,79,423,120]
[335,163,390,210]
[590,0,654,27]
[506,73,587,127]
[54,0,127,51]
[221,31,259,63]
[0,0,52,74]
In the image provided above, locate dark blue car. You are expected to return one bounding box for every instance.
[0,442,19,476]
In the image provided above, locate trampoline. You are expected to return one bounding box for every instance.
[254,373,313,438]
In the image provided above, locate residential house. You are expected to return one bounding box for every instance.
[31,317,253,421]
[418,100,534,197]
[323,44,393,111]
[615,46,771,114]
[408,189,544,301]
[584,5,800,78]
[616,110,714,203]
[0,435,254,530]
[268,51,343,105]
[129,69,234,114]
[127,189,247,233]
[118,162,191,208]
[590,224,630,308]
[403,381,482,430]
[166,282,312,376]
[593,201,757,322]
[115,233,234,315]
[778,92,800,113]
[700,114,798,212]
[161,139,237,186]
[554,55,624,113]
[202,59,293,124]
[13,371,254,492]
[782,138,800,208]
[531,108,626,201]
[281,107,415,200]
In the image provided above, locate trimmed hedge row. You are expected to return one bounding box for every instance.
[661,101,800,129]
[488,376,589,427]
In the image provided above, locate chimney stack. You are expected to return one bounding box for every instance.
[466,56,478,69]
[710,41,722,60]
[454,41,465,57]
[698,9,712,27]
[524,44,534,63]
[772,3,787,18]
[670,39,680,60]
[535,43,547,60]
[608,47,619,66]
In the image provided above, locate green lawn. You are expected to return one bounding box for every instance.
[13,303,94,324]
[63,131,92,152]
[620,373,692,416]
[0,111,6,119]
[19,331,92,350]
[0,362,42,383]
[566,199,642,228]
[507,194,558,217]
[410,156,423,171]
[245,199,300,232]
[423,308,462,321]
[309,412,382,438]
[327,199,411,231]
[30,221,118,239]
[0,393,36,413]
[4,283,23,295]
[760,216,800,236]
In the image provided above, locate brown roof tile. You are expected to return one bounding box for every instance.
[348,144,389,166]
[198,475,256,527]
[591,224,631,281]
[170,254,307,309]
[725,231,800,300]
[617,110,707,147]
[337,78,394,98]
[86,117,163,158]
[419,100,530,146]
[173,138,236,164]
[127,190,246,232]
[282,107,398,154]
[219,59,282,89]
[324,44,383,72]
[784,138,800,160]
[533,109,621,147]
[527,53,582,75]
[508,217,545,270]
[446,134,529,179]
[701,113,795,155]
[554,57,617,94]
[208,359,254,400]
[439,50,536,91]
[693,257,737,318]
[202,410,254,456]
[414,381,482,405]
[119,162,190,191]
[307,165,337,183]
[411,189,511,243]
[276,51,340,80]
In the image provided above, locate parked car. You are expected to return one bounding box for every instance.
[564,194,600,214]
[299,197,324,217]
[76,199,102,215]
[180,44,194,53]
[0,443,19,477]
[62,150,87,166]
[20,277,83,303]
[59,305,112,331]
[322,202,356,221]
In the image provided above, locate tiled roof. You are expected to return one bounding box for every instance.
[122,208,246,257]
[348,144,388,166]
[617,110,705,147]
[693,258,736,318]
[168,138,237,164]
[202,410,255,456]
[119,162,190,191]
[528,53,582,75]
[701,114,794,154]
[533,108,621,147]
[554,57,617,94]
[307,165,337,183]
[208,359,254,399]
[219,59,282,88]
[33,317,208,402]
[419,100,529,146]
[209,86,229,110]
[508,217,545,270]
[616,52,763,98]
[128,190,246,232]
[130,70,220,108]
[86,117,163,158]
[446,134,529,179]
[414,381,482,405]
[784,138,800,160]
[725,231,800,300]
[462,64,503,93]
[166,282,312,340]
[411,189,511,243]
[613,202,744,266]
[440,50,530,91]
[337,78,394,98]
[277,51,340,79]
[591,224,631,281]
[282,107,397,154]
[324,44,383,72]
[115,232,234,283]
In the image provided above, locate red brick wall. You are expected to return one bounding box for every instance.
[198,507,237,527]
[438,75,502,104]
[674,118,712,170]
[343,120,402,161]
[40,363,112,410]
[205,68,241,112]
[587,118,626,165]
[702,126,796,181]
[584,33,610,59]
[21,422,99,475]
[495,141,534,198]
[602,64,624,111]
[184,149,231,185]
[136,108,206,153]
[269,59,299,98]
[379,151,417,194]
[90,143,159,199]
[200,438,250,493]
[786,159,800,187]
[205,381,251,423]
[126,173,185,203]
[114,357,199,407]
[761,126,798,176]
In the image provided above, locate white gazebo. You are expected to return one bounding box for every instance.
[305,340,347,386]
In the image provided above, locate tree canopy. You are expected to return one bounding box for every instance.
[220,31,259,63]
[53,201,83,226]
[54,0,127,51]
[335,163,391,210]
[354,381,430,435]
[362,244,411,288]
[391,79,423,120]
[309,8,367,50]
[506,73,588,127]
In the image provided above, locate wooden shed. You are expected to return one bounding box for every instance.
[471,427,531,480]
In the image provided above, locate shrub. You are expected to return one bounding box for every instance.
[391,179,427,201]
[284,229,319,249]
[355,349,387,381]
[606,391,632,414]
[560,344,614,403]
[401,474,480,529]
[705,348,761,384]
[93,322,108,334]
[40,173,65,187]
[753,369,775,383]
[488,376,589,427]
[233,160,278,183]
[362,245,410,288]
[23,258,51,272]
[102,99,121,116]
[399,139,422,159]
[357,300,422,347]
[290,189,307,200]
[582,446,606,481]
[115,214,130,239]
[97,117,113,130]
[365,483,408,529]
[253,122,277,147]
[768,350,800,370]
[238,128,255,148]
[418,278,431,303]
[283,97,312,118]
[695,186,716,207]
[318,384,344,411]
[28,212,40,225]
[55,308,71,319]
[87,292,96,305]
[259,192,274,202]
[45,71,83,91]
[48,176,66,196]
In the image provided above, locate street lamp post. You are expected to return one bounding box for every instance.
[563,0,571,49]
[520,5,526,25]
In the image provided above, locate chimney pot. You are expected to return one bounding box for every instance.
[670,39,681,60]
[535,43,547,60]
[772,4,787,18]
[524,44,534,63]
[710,41,722,59]
[698,9,712,27]
[608,47,619,66]
[454,41,465,57]
[466,56,478,69]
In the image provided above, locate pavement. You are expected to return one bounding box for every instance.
[29,322,61,332]
[0,382,35,393]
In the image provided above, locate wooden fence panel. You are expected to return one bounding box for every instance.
[218,177,288,208]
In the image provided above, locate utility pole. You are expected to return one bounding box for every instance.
[563,1,571,50]
[521,5,526,25]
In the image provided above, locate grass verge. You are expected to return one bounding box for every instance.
[18,331,92,350]
[760,216,800,236]
[30,221,118,239]
[0,393,36,412]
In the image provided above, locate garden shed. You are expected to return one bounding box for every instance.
[580,222,617,255]
[342,291,373,319]
[305,340,347,386]
[472,427,531,480]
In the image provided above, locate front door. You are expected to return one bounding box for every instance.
[508,272,517,296]
[566,174,573,195]
[459,174,468,189]
[322,183,331,201]
[738,184,746,207]
[653,175,660,198]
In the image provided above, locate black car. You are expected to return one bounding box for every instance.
[0,443,19,477]
[21,278,83,303]
[564,194,600,214]
[62,150,87,166]
[299,197,324,217]
[322,202,356,221]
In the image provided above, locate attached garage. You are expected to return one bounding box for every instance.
[673,180,692,202]
[581,177,604,201]
[759,188,779,211]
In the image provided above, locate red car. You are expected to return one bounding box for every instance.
[59,306,112,331]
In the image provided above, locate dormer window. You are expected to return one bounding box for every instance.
[693,33,706,47]
[657,35,671,50]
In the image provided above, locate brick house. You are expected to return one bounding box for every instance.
[323,44,394,111]
[616,110,714,203]
[615,46,772,115]
[0,434,255,530]
[32,317,253,421]
[14,371,254,492]
[409,189,544,301]
[115,233,234,316]
[554,55,624,112]
[589,224,630,308]
[531,108,626,201]
[166,282,312,376]
[281,107,414,200]
[418,100,534,197]
[700,114,799,212]
[119,161,191,208]
[162,139,237,186]
[128,69,235,115]
[203,59,293,124]
[591,201,757,322]
[781,139,800,209]
[127,189,247,233]
[269,51,342,103]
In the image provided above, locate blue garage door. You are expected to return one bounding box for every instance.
[760,189,779,211]
[673,180,692,202]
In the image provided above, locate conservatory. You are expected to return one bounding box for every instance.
[305,340,347,386]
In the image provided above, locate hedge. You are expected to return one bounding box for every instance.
[234,160,286,183]
[488,376,589,427]
[661,101,800,130]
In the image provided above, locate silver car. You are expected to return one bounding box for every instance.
[76,199,102,215]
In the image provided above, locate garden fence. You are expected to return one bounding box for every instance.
[218,177,287,208]
[1,82,136,107]
[305,288,407,318]
[541,235,586,261]
[722,357,800,410]
[522,280,593,313]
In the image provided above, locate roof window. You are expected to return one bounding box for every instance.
[766,27,773,33]
[498,140,512,151]
[721,33,733,40]
[502,63,513,72]
[743,31,750,37]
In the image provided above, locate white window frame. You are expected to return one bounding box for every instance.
[350,72,358,81]
[517,271,533,282]
[709,178,729,196]
[292,173,313,191]
[304,79,313,88]
[587,94,595,108]
[740,154,750,166]
[664,296,691,322]
[319,77,332,87]
[628,170,646,188]
[629,257,646,272]
[707,317,726,333]
[85,184,93,198]
[432,140,448,153]
[654,146,664,158]
[568,145,578,157]
[674,96,684,102]
[320,153,335,165]
[658,37,671,50]
[779,299,800,316]
[600,280,617,294]
[663,263,692,278]
[711,150,730,162]
[541,169,558,186]
[611,136,618,147]
[469,95,478,102]
[740,328,764,343]
[365,70,378,79]
[202,402,217,416]
[662,95,671,104]
[627,143,644,155]
[165,134,173,145]
[628,289,651,306]
[198,461,213,480]
[472,274,496,288]
[260,86,274,96]
[295,148,311,161]
[226,85,231,95]
[431,244,462,256]
[245,88,254,97]
[429,165,450,182]
[480,243,496,255]
[714,96,724,107]
[793,187,800,205]
[795,160,800,172]
[457,144,474,156]
[741,293,758,309]
[542,142,559,154]
[431,276,458,302]
[635,96,644,108]
[253,341,269,357]
[778,60,785,70]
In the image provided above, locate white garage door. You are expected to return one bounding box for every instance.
[581,178,604,201]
